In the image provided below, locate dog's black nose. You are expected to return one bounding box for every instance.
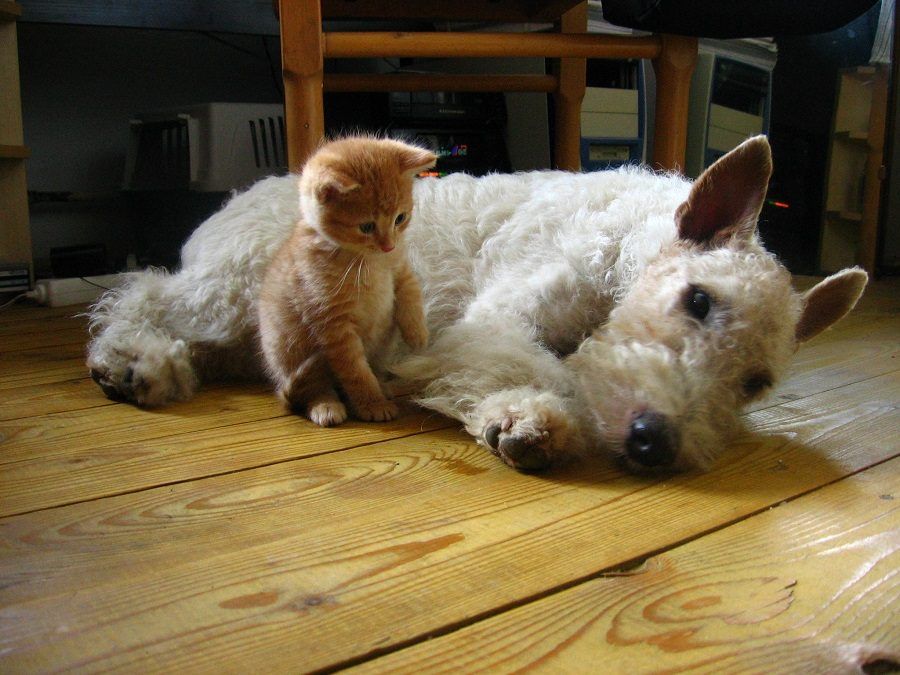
[626,412,676,467]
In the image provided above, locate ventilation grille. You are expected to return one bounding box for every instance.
[124,104,288,191]
[249,116,287,169]
[130,119,190,190]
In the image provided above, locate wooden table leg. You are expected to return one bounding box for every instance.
[552,1,587,171]
[279,0,325,172]
[651,34,698,173]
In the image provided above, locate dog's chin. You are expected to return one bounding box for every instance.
[616,453,680,476]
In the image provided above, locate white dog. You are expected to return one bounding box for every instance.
[88,136,866,472]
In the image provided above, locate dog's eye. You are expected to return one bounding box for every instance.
[394,213,407,226]
[359,222,376,234]
[742,373,772,398]
[685,287,711,321]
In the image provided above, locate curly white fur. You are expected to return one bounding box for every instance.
[87,136,867,472]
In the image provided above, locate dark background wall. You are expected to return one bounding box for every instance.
[18,23,284,274]
[16,3,891,276]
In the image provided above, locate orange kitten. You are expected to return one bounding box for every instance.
[257,137,436,426]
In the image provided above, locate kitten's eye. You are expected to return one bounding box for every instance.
[359,222,376,234]
[394,213,407,226]
[684,286,711,321]
[742,373,773,398]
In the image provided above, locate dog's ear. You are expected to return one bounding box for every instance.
[675,135,772,247]
[313,169,360,202]
[796,267,868,342]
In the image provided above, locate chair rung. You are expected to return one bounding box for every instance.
[324,31,661,60]
[324,73,558,93]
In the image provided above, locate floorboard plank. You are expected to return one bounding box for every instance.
[0,377,114,421]
[1,384,285,466]
[0,319,88,351]
[0,395,453,516]
[0,313,86,338]
[353,458,900,673]
[0,372,896,672]
[0,302,82,325]
[0,365,88,391]
[0,345,85,387]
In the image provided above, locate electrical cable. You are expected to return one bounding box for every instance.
[0,291,38,312]
[262,35,284,98]
[78,277,114,292]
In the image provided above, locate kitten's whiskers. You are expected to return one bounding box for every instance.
[356,257,370,301]
[333,253,363,295]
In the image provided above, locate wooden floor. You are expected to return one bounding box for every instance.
[0,276,898,673]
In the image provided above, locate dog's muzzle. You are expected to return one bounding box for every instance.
[625,411,678,467]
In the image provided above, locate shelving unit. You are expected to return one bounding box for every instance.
[820,65,888,274]
[579,59,647,170]
[0,0,32,285]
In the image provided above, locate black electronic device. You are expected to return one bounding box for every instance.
[387,91,510,176]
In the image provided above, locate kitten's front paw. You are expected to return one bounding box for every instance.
[470,390,578,472]
[401,320,429,351]
[308,400,348,427]
[354,399,399,422]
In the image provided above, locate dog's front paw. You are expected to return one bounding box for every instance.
[472,390,578,472]
[483,416,552,472]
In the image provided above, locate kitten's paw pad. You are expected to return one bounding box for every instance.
[483,417,552,472]
[355,400,399,422]
[308,401,348,427]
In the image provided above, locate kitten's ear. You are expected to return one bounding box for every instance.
[397,145,437,175]
[675,135,772,247]
[314,170,360,202]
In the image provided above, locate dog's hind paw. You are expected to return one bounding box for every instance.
[471,389,578,472]
[87,334,198,407]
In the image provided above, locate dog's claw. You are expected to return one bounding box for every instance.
[498,435,551,472]
[482,417,552,472]
[484,422,502,449]
[90,368,127,402]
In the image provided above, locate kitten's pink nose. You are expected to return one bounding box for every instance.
[380,243,395,252]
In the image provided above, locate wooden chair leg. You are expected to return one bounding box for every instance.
[651,34,698,173]
[552,1,587,171]
[279,0,325,172]
[859,65,888,276]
